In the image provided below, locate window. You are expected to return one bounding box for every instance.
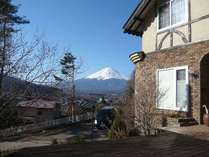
[159,3,170,29]
[176,69,187,108]
[158,69,175,109]
[158,0,187,30]
[157,66,188,111]
[171,0,186,25]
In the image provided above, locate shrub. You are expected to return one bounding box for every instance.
[71,136,85,144]
[107,112,127,139]
[119,70,135,132]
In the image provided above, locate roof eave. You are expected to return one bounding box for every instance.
[123,29,142,36]
[123,0,152,36]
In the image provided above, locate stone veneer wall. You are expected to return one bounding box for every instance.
[135,40,209,126]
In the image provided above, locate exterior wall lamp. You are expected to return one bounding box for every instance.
[129,51,145,64]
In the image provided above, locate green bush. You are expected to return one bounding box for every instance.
[71,136,85,144]
[107,112,127,139]
[95,104,102,113]
[0,151,4,157]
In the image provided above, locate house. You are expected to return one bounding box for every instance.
[17,99,60,123]
[123,0,209,126]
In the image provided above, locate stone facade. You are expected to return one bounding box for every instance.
[135,40,209,126]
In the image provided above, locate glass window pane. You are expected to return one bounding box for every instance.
[171,0,186,25]
[159,3,170,29]
[158,69,175,109]
[177,69,186,80]
[176,69,187,108]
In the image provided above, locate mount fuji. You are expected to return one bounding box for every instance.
[85,67,127,80]
[75,67,128,94]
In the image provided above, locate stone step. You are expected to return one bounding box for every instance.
[179,121,198,127]
[178,117,196,123]
[163,117,198,127]
[177,117,198,127]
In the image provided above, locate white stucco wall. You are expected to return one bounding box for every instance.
[142,0,209,53]
[142,17,157,53]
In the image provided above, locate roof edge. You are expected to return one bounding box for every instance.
[122,0,144,29]
[123,0,151,36]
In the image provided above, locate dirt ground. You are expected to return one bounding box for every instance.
[6,132,209,157]
[0,122,107,152]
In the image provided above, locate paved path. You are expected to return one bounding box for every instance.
[0,122,107,152]
[160,125,209,141]
[6,132,209,157]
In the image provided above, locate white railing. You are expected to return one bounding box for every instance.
[0,112,92,138]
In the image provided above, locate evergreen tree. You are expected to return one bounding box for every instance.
[0,0,29,128]
[55,52,77,117]
[60,52,76,81]
[0,0,29,94]
[60,52,76,104]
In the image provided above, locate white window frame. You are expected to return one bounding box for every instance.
[156,66,189,111]
[157,0,188,32]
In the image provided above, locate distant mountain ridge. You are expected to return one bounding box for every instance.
[75,78,127,94]
[58,67,128,94]
[2,76,62,100]
[76,67,128,94]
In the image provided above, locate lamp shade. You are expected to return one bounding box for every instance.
[129,51,145,64]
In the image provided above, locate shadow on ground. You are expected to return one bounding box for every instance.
[6,132,209,157]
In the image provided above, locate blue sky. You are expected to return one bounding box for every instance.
[13,0,141,79]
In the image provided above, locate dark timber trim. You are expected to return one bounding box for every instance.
[158,32,170,50]
[123,0,151,36]
[157,13,209,36]
[134,17,144,22]
[173,30,189,43]
[155,2,158,51]
[156,11,209,49]
[191,14,209,24]
[155,0,209,50]
[188,0,192,42]
[158,29,188,50]
[170,29,173,47]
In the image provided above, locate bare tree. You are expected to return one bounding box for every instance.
[0,34,60,128]
[120,70,135,131]
[0,1,62,128]
[134,63,165,136]
[0,0,29,96]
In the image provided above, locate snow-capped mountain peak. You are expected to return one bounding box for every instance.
[86,67,126,80]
